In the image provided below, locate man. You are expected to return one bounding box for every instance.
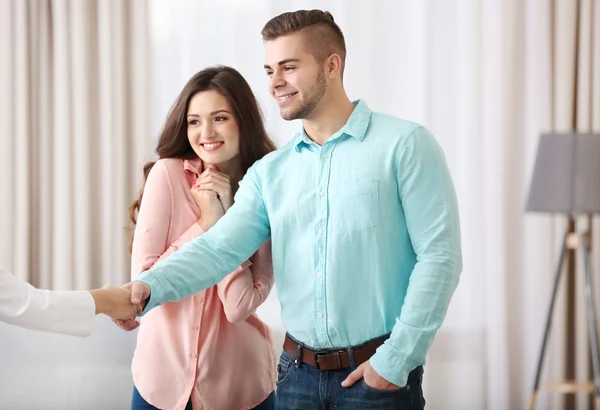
[1,268,137,337]
[122,9,462,409]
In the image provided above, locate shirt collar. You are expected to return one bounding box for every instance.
[293,99,372,152]
[183,157,203,175]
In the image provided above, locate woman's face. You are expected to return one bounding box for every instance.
[186,90,240,167]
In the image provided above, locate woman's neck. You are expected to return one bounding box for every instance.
[203,157,243,188]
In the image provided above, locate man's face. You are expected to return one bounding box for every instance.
[264,32,327,121]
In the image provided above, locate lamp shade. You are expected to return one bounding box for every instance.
[526,133,600,214]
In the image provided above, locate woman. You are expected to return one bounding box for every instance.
[126,66,277,410]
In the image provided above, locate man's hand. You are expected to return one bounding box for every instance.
[127,281,150,306]
[89,285,137,321]
[341,360,402,390]
[112,281,150,331]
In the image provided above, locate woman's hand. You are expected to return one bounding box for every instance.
[191,180,225,231]
[195,166,234,212]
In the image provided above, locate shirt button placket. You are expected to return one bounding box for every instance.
[190,298,203,389]
[315,148,332,345]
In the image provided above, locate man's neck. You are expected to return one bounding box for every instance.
[302,94,356,146]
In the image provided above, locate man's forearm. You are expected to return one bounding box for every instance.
[136,232,245,312]
[135,179,272,313]
[371,253,461,387]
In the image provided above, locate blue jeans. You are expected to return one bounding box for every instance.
[132,386,275,410]
[275,349,425,409]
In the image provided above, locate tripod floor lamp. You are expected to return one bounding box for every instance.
[527,133,600,410]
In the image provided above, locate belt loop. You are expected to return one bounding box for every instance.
[295,343,302,368]
[347,347,357,370]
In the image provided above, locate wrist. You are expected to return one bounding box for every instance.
[89,289,107,315]
[197,217,216,231]
[221,196,233,212]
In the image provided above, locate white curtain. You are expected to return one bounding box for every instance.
[1,0,597,408]
[0,0,151,290]
[147,0,600,409]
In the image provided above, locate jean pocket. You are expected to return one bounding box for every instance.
[359,379,409,395]
[276,352,294,386]
[332,178,379,232]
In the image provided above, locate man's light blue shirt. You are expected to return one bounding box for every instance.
[135,100,462,386]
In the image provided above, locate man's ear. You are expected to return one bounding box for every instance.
[325,53,343,79]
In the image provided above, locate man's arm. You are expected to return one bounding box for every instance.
[133,162,271,313]
[370,126,462,387]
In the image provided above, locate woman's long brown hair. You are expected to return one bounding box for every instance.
[128,66,276,252]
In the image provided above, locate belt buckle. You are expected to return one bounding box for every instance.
[313,351,328,371]
[313,350,345,371]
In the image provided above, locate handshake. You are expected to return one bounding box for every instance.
[89,281,151,330]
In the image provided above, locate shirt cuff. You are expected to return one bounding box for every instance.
[134,273,166,315]
[369,342,419,387]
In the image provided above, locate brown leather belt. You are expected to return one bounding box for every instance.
[283,334,384,371]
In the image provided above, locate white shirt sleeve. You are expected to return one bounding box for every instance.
[0,268,96,337]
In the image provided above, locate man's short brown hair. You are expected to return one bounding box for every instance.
[261,10,346,74]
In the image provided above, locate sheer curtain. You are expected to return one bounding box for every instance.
[146,0,600,408]
[2,0,598,409]
[0,0,595,408]
[0,0,151,290]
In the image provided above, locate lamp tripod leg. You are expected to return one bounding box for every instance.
[580,237,600,408]
[529,232,569,410]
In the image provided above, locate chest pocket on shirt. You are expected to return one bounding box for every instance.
[333,178,379,232]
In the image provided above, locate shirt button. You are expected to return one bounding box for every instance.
[197,295,204,302]
[191,353,198,359]
[319,191,325,197]
[144,227,148,233]
[193,325,199,331]
[317,271,323,277]
[317,312,323,319]
[318,228,324,235]
[323,153,329,159]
